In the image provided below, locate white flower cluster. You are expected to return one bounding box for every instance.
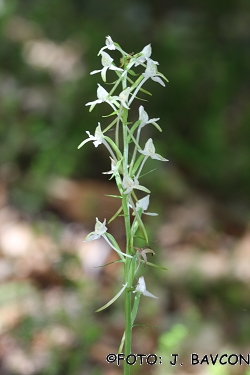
[79,36,169,301]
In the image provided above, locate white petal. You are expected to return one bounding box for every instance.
[97,84,109,100]
[143,212,158,216]
[134,276,158,299]
[136,195,150,211]
[135,276,146,293]
[95,218,107,235]
[139,105,149,125]
[151,76,166,87]
[151,153,169,161]
[85,99,101,106]
[143,290,158,299]
[90,69,102,75]
[105,35,116,50]
[84,233,100,242]
[101,66,108,82]
[101,51,113,67]
[141,44,152,59]
[77,138,91,149]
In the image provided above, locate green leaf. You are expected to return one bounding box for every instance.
[128,69,138,76]
[139,87,152,96]
[135,185,151,194]
[94,259,124,268]
[126,126,141,148]
[95,283,127,312]
[104,136,123,159]
[146,261,168,271]
[102,110,119,118]
[130,120,141,136]
[108,205,123,224]
[131,154,144,175]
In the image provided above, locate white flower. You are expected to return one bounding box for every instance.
[78,123,104,149]
[134,44,152,66]
[90,51,123,82]
[110,87,131,109]
[85,218,108,241]
[122,175,139,194]
[134,276,158,299]
[103,157,121,178]
[98,35,116,55]
[122,175,150,195]
[143,59,166,87]
[139,106,160,128]
[118,87,130,109]
[84,218,132,259]
[85,84,119,111]
[138,138,168,161]
[136,195,158,216]
[102,157,116,175]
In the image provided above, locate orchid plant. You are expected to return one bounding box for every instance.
[78,36,168,375]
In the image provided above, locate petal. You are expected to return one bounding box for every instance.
[77,137,92,149]
[141,44,152,59]
[105,35,116,50]
[151,153,169,161]
[101,66,108,82]
[90,69,102,75]
[109,65,124,72]
[142,290,158,299]
[95,218,107,235]
[101,51,113,67]
[97,84,109,100]
[151,76,166,87]
[136,195,150,211]
[84,233,100,242]
[135,276,158,299]
[85,99,99,106]
[143,212,158,216]
[135,276,146,293]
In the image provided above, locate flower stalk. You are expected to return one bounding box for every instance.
[78,36,168,375]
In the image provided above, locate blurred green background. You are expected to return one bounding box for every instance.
[0,1,250,375]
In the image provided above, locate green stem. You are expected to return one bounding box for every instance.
[122,192,133,375]
[124,283,132,375]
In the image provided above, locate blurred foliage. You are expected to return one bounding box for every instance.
[0,0,249,213]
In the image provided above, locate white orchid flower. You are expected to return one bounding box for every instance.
[136,195,158,216]
[122,175,139,194]
[134,44,152,66]
[138,138,168,161]
[143,59,166,87]
[128,59,166,106]
[102,157,122,179]
[139,106,160,129]
[85,218,132,259]
[102,157,117,175]
[134,276,158,299]
[122,175,150,195]
[85,218,108,241]
[118,87,130,109]
[91,51,123,82]
[78,123,104,149]
[78,123,118,162]
[85,84,119,112]
[98,35,116,55]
